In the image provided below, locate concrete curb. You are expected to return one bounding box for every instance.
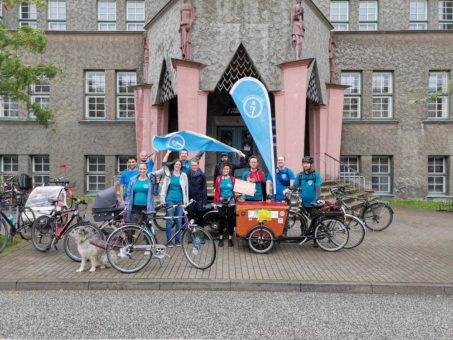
[0,279,452,295]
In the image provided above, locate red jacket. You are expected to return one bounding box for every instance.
[214,176,236,203]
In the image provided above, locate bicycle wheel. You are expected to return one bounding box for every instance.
[361,203,394,231]
[63,222,104,262]
[106,225,154,273]
[0,216,10,253]
[181,226,216,270]
[314,218,348,252]
[248,225,274,254]
[18,207,35,240]
[343,214,366,249]
[31,215,54,252]
[152,207,167,231]
[201,210,221,234]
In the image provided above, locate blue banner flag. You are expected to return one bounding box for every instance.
[230,77,276,194]
[153,130,242,154]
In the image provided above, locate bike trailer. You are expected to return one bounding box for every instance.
[92,186,123,222]
[26,186,67,218]
[236,201,289,238]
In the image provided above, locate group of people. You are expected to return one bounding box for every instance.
[118,149,322,248]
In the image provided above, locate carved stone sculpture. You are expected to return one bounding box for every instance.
[329,33,336,83]
[179,0,194,60]
[291,0,305,60]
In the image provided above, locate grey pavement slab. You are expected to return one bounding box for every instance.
[0,206,452,294]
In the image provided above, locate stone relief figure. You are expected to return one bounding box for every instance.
[179,0,194,60]
[143,32,149,83]
[329,33,336,82]
[291,0,305,60]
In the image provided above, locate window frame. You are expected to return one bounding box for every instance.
[47,0,66,30]
[18,2,37,27]
[86,156,106,193]
[116,71,136,120]
[0,155,19,174]
[0,96,19,118]
[340,156,360,178]
[371,156,392,194]
[341,72,362,119]
[98,0,117,31]
[427,71,449,119]
[359,0,378,31]
[30,78,50,119]
[428,156,448,194]
[126,0,144,31]
[438,0,453,30]
[117,156,129,173]
[32,155,50,187]
[85,71,106,120]
[409,0,428,30]
[330,1,349,31]
[372,72,393,119]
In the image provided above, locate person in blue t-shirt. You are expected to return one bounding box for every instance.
[119,156,139,203]
[139,150,155,173]
[241,155,266,201]
[266,156,296,202]
[162,149,205,174]
[291,156,323,209]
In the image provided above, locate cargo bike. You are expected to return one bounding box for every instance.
[235,189,349,254]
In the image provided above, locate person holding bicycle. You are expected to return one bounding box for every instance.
[213,163,236,247]
[160,159,189,247]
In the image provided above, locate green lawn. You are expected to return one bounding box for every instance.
[0,235,29,257]
[389,198,441,211]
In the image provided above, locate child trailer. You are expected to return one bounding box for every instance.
[92,186,123,222]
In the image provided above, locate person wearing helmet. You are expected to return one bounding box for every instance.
[291,156,323,208]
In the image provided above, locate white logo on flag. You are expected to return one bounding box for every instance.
[243,95,264,119]
[166,135,186,151]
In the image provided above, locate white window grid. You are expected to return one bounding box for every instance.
[117,156,129,173]
[372,156,391,193]
[117,97,135,119]
[18,21,37,28]
[86,156,106,192]
[1,156,19,173]
[32,155,50,187]
[372,97,392,118]
[86,72,105,94]
[410,0,428,21]
[341,72,361,119]
[19,2,37,20]
[117,72,136,94]
[359,1,378,21]
[127,0,144,21]
[343,97,361,119]
[0,96,19,118]
[342,72,361,95]
[439,1,453,21]
[48,22,66,30]
[372,72,393,118]
[359,23,378,30]
[409,22,428,30]
[48,0,66,20]
[85,71,105,119]
[116,72,136,119]
[330,1,349,31]
[86,97,105,119]
[127,23,144,31]
[428,71,449,119]
[98,22,116,31]
[340,156,360,177]
[428,156,447,194]
[98,0,116,31]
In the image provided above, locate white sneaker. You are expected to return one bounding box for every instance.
[167,243,174,248]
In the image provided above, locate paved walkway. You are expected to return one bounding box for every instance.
[1,206,452,294]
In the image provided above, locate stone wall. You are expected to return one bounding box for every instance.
[336,32,453,197]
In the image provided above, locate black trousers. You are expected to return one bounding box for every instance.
[218,205,235,237]
[189,210,205,226]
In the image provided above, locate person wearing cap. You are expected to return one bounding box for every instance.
[288,156,323,209]
[213,151,246,187]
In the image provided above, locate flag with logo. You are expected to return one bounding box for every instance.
[230,77,276,193]
[153,130,242,153]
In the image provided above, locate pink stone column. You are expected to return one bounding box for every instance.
[272,59,313,173]
[172,58,209,169]
[309,103,329,179]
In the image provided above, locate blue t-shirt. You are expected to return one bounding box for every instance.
[267,167,296,201]
[293,171,322,207]
[166,174,183,202]
[220,177,234,198]
[133,178,149,206]
[242,170,264,201]
[180,152,205,174]
[119,169,139,200]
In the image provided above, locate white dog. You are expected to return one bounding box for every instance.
[71,226,117,272]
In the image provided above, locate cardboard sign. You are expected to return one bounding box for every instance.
[233,178,256,196]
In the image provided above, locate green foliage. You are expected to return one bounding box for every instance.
[0,0,58,128]
[407,80,453,107]
[389,198,440,210]
[0,234,28,257]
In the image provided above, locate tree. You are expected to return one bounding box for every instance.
[0,0,58,127]
[407,80,453,106]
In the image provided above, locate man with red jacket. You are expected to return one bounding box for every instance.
[241,155,265,201]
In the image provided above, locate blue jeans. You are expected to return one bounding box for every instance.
[165,200,183,244]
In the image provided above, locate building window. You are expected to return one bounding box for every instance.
[98,0,116,31]
[85,71,105,119]
[330,1,349,31]
[428,71,449,119]
[372,156,392,193]
[48,0,66,30]
[32,155,50,186]
[117,156,129,173]
[341,72,361,119]
[0,96,19,118]
[0,156,19,181]
[126,0,144,31]
[428,156,447,194]
[18,2,37,28]
[410,0,428,30]
[372,72,393,119]
[30,78,50,118]
[359,0,378,30]
[340,156,360,178]
[116,71,136,119]
[86,156,106,192]
[439,0,453,29]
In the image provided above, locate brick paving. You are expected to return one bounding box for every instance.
[0,206,452,286]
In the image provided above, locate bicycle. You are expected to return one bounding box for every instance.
[31,198,102,262]
[331,186,394,231]
[105,199,216,273]
[0,178,35,253]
